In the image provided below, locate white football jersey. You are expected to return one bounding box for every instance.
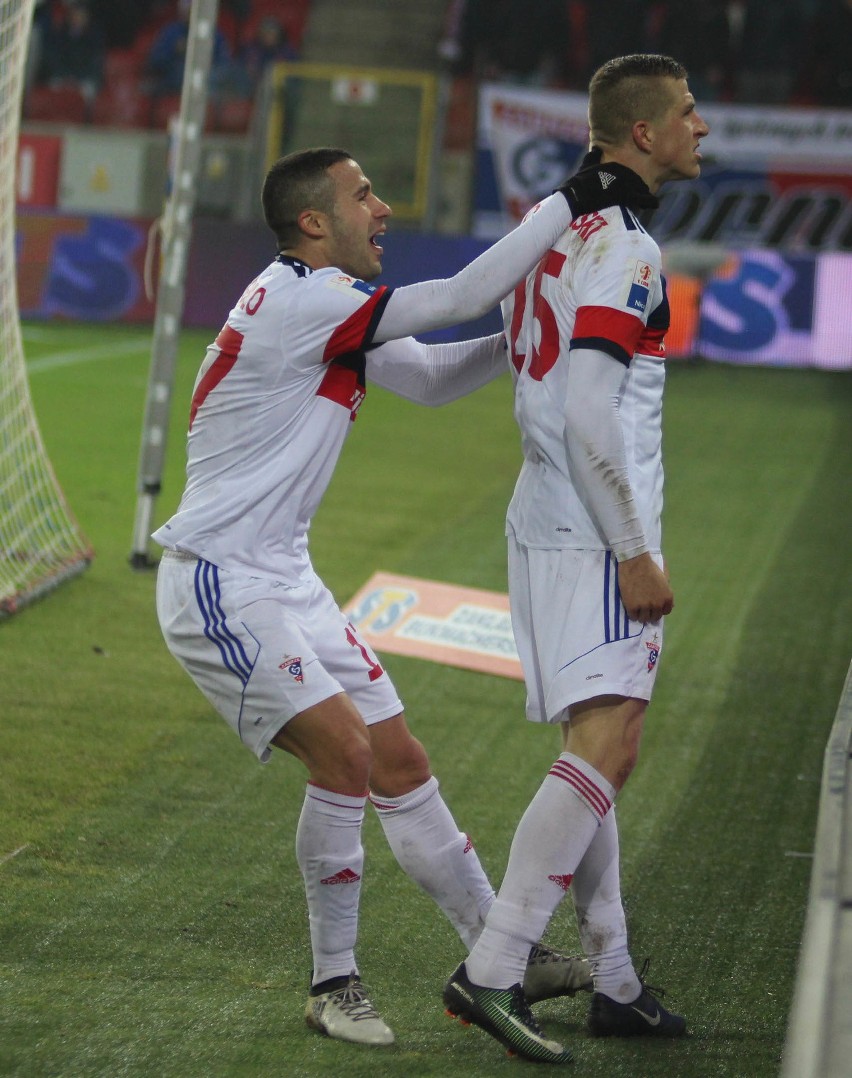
[153,256,394,584]
[503,205,669,552]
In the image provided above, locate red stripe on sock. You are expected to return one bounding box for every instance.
[548,760,611,820]
[552,760,611,817]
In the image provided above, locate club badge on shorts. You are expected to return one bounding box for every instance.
[280,655,304,683]
[645,633,661,672]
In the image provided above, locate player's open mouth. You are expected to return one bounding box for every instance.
[370,231,385,252]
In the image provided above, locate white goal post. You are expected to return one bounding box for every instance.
[130,0,220,569]
[0,0,93,617]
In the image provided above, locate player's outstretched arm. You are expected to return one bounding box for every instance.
[373,162,653,344]
[366,334,505,406]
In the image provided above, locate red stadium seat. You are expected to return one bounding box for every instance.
[149,94,217,131]
[92,82,150,128]
[24,84,89,124]
[213,96,254,134]
[104,48,143,82]
[149,93,182,128]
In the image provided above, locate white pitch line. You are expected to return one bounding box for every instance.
[0,843,31,865]
[26,337,151,374]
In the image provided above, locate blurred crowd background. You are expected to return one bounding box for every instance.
[21,0,852,132]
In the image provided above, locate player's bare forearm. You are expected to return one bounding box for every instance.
[616,552,674,623]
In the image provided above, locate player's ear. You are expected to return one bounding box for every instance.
[631,119,653,155]
[297,208,327,239]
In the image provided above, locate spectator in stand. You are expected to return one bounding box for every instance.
[727,0,805,103]
[39,0,106,104]
[145,0,231,98]
[656,0,733,101]
[455,0,571,87]
[805,0,852,106]
[239,14,299,92]
[87,0,149,49]
[585,0,651,82]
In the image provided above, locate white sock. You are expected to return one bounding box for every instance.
[371,776,495,949]
[572,806,640,1002]
[296,783,366,987]
[466,753,615,989]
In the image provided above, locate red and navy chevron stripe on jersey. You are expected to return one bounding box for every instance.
[323,286,391,361]
[317,359,366,419]
[571,305,645,365]
[189,324,243,430]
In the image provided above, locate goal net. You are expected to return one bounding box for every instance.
[0,0,93,617]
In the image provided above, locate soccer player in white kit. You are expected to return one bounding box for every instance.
[152,146,652,1047]
[444,55,710,1063]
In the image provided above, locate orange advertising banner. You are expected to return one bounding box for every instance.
[344,572,523,681]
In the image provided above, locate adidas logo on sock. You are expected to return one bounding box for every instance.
[599,171,616,189]
[320,867,361,885]
[547,873,574,892]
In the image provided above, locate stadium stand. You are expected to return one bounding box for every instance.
[24,0,312,133]
[23,0,843,135]
[25,82,89,123]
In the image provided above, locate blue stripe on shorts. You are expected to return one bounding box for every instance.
[193,559,254,685]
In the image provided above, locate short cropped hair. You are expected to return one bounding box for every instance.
[261,147,352,249]
[588,54,688,148]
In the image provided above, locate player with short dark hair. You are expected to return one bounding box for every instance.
[443,54,710,1063]
[153,146,650,1046]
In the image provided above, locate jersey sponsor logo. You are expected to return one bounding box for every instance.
[325,275,379,296]
[646,633,661,671]
[279,655,304,682]
[626,260,653,313]
[636,279,669,357]
[570,211,608,242]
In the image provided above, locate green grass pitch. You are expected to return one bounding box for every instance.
[1,320,851,1077]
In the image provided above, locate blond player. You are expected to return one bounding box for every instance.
[444,55,710,1063]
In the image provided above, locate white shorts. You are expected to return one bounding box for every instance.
[156,552,403,761]
[508,537,664,724]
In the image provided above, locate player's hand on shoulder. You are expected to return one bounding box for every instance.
[556,148,659,217]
